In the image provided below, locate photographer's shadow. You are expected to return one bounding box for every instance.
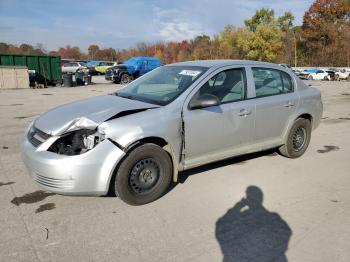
[215,186,292,262]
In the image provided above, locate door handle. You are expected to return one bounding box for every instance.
[237,109,251,116]
[284,101,295,108]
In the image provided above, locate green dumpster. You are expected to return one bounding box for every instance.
[0,54,62,86]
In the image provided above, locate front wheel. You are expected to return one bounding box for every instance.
[278,118,312,158]
[308,75,313,80]
[115,143,172,205]
[120,74,133,84]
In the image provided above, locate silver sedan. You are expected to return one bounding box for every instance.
[21,60,323,205]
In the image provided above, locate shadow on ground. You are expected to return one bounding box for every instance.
[106,149,279,198]
[215,186,292,262]
[11,190,56,206]
[177,148,278,185]
[35,203,56,213]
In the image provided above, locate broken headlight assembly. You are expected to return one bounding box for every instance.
[48,129,105,156]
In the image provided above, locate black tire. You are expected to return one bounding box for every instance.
[308,75,313,80]
[323,76,329,81]
[115,143,172,205]
[278,118,312,158]
[120,73,133,84]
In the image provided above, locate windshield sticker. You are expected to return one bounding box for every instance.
[179,70,201,77]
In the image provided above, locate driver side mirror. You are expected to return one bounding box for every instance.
[189,94,220,110]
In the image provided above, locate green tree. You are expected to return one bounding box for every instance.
[278,12,295,32]
[237,25,282,62]
[245,8,275,32]
[277,12,296,65]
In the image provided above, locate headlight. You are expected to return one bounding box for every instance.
[48,129,105,156]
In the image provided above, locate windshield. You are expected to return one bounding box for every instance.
[116,65,208,106]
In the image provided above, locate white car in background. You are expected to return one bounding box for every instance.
[335,69,350,81]
[62,62,88,73]
[307,69,330,81]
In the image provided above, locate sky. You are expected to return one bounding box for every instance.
[0,0,314,51]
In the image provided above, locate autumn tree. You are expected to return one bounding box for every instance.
[216,25,241,59]
[190,35,213,60]
[56,45,86,60]
[302,0,350,66]
[88,44,99,60]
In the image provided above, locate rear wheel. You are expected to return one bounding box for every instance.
[115,143,172,205]
[278,118,311,158]
[323,76,329,81]
[308,75,313,80]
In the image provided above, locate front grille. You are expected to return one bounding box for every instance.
[34,173,74,189]
[27,127,50,148]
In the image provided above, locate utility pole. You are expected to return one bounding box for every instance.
[294,33,297,67]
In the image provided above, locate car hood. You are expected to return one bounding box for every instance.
[34,95,158,136]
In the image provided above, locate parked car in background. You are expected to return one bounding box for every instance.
[297,69,316,80]
[61,59,74,66]
[105,57,161,84]
[292,69,303,77]
[335,69,350,81]
[94,61,117,75]
[86,61,100,75]
[22,60,322,205]
[325,70,336,81]
[62,61,88,73]
[305,69,330,80]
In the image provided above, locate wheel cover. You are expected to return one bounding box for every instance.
[292,126,307,152]
[129,158,160,194]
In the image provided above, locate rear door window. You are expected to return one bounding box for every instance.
[252,68,293,97]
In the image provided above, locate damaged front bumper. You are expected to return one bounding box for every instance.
[21,132,125,196]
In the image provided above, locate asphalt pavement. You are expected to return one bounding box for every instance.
[0,77,349,261]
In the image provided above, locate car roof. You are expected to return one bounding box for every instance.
[130,57,160,61]
[169,59,283,69]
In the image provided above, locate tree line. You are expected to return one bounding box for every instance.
[1,0,349,67]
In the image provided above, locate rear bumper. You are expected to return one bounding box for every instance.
[21,136,125,196]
